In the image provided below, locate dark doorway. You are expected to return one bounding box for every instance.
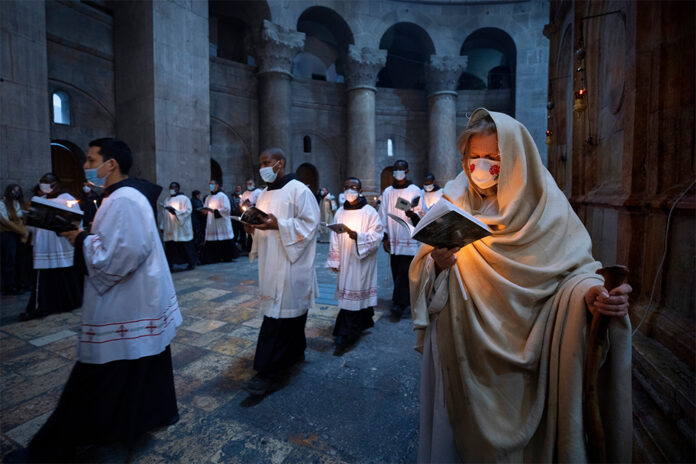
[296,163,319,195]
[211,158,223,186]
[380,166,394,193]
[50,140,85,199]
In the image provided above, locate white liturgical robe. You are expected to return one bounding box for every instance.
[378,184,424,255]
[80,186,182,364]
[423,188,444,210]
[204,191,234,241]
[326,203,383,310]
[159,194,193,242]
[250,178,320,319]
[32,193,82,269]
[241,188,262,207]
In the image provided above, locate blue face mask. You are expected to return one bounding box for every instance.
[84,161,109,188]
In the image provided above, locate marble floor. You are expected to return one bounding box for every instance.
[0,243,420,463]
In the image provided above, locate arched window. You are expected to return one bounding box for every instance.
[52,91,70,125]
[387,138,394,157]
[303,136,312,153]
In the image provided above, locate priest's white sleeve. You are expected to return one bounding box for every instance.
[218,194,231,218]
[356,210,383,258]
[277,187,320,264]
[326,221,340,270]
[82,197,153,295]
[175,197,192,225]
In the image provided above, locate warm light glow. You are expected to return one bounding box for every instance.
[242,205,247,212]
[66,200,78,208]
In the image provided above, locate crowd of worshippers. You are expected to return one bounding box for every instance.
[1,110,634,463]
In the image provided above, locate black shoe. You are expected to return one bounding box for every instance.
[243,374,281,396]
[17,312,41,322]
[390,305,404,322]
[162,412,180,426]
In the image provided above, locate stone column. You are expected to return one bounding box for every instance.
[257,20,304,160]
[426,55,467,184]
[344,46,387,198]
[113,0,210,194]
[0,0,51,191]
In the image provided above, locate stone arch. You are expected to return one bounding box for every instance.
[458,27,516,112]
[294,6,354,82]
[292,130,342,194]
[296,162,319,194]
[50,140,85,199]
[380,166,394,193]
[210,116,253,189]
[377,22,436,90]
[210,158,223,186]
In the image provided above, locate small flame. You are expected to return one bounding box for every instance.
[241,205,247,212]
[66,200,78,208]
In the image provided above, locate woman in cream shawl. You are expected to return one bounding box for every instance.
[410,109,633,462]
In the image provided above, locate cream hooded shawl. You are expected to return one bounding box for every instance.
[409,109,632,462]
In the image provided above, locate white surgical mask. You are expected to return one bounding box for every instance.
[259,161,280,183]
[247,184,254,190]
[344,189,359,203]
[39,183,54,194]
[393,170,406,181]
[468,158,501,189]
[83,185,91,194]
[209,184,216,192]
[424,184,434,192]
[169,189,177,196]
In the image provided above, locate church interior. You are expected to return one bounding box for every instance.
[1,0,694,461]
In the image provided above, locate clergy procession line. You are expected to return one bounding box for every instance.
[1,109,635,463]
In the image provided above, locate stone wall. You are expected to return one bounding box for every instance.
[0,0,51,193]
[46,0,115,153]
[545,1,695,461]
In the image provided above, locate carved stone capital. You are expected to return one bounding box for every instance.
[426,55,468,96]
[257,20,305,75]
[344,45,387,91]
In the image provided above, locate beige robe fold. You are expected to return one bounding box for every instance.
[410,108,632,462]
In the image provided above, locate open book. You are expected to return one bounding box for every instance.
[231,206,269,225]
[411,198,491,249]
[25,196,83,233]
[320,222,351,233]
[395,195,420,212]
[387,213,415,235]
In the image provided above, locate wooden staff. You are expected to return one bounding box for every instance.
[583,265,629,462]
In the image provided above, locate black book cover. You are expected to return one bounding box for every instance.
[25,196,83,233]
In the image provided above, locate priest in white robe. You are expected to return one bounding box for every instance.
[378,159,424,321]
[201,179,237,263]
[240,178,262,252]
[243,147,319,396]
[19,173,83,321]
[16,138,183,463]
[326,177,383,355]
[421,173,444,211]
[159,181,196,270]
[410,110,632,462]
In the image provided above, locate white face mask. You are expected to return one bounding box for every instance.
[209,184,216,192]
[424,184,434,192]
[247,183,254,190]
[393,170,406,181]
[39,183,54,194]
[169,189,177,196]
[468,158,501,189]
[344,189,359,203]
[259,161,280,183]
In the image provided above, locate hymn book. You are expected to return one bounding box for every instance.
[410,198,491,249]
[395,195,420,212]
[231,206,269,225]
[25,196,83,233]
[320,222,351,233]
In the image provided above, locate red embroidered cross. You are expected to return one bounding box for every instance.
[85,331,96,341]
[115,325,128,337]
[145,323,158,334]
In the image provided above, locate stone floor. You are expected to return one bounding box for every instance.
[0,243,421,463]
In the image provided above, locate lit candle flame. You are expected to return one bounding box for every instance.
[66,200,78,208]
[242,205,247,211]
